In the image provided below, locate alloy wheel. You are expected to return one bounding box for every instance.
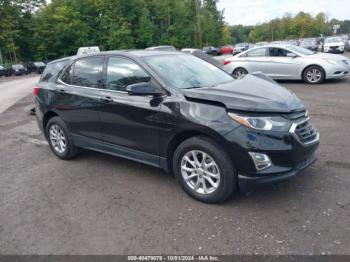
[180,150,221,195]
[306,68,322,83]
[49,124,67,154]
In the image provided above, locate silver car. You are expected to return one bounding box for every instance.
[223,45,350,84]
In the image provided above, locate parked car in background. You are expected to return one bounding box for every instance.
[35,50,319,203]
[220,45,234,54]
[345,39,350,51]
[322,37,345,53]
[288,40,299,46]
[248,43,255,50]
[223,45,350,84]
[25,61,46,74]
[146,45,177,51]
[299,38,318,52]
[181,48,223,68]
[232,43,249,55]
[0,65,11,77]
[255,42,268,47]
[202,46,221,56]
[10,64,27,76]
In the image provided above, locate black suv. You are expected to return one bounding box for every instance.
[35,51,319,203]
[25,61,46,74]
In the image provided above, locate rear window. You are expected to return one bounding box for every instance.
[40,60,69,82]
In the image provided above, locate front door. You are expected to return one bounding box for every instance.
[266,47,300,79]
[98,56,163,165]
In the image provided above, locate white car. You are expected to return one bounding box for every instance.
[223,45,350,84]
[323,37,345,53]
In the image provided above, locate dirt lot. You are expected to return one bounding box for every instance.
[0,53,350,255]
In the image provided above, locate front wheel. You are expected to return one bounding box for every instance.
[303,66,325,84]
[173,136,237,204]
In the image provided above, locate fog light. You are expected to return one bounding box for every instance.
[249,152,272,171]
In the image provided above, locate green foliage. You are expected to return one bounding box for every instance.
[230,12,349,43]
[0,0,227,63]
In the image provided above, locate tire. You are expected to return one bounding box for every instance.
[45,116,78,160]
[173,136,237,204]
[303,65,325,84]
[232,68,248,79]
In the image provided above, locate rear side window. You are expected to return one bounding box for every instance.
[246,48,267,57]
[60,57,104,88]
[106,57,150,92]
[40,60,68,82]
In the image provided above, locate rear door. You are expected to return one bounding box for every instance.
[239,47,270,73]
[54,56,105,140]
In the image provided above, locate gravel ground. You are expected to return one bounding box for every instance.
[0,53,350,255]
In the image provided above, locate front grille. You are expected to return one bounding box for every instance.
[295,119,318,144]
[331,46,339,50]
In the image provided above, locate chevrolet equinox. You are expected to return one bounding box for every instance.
[35,51,320,203]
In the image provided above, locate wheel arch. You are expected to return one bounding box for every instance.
[43,111,59,132]
[165,130,236,175]
[301,64,326,80]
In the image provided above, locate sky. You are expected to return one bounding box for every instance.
[217,0,350,25]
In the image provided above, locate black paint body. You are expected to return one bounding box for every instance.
[35,51,319,189]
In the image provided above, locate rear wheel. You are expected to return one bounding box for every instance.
[232,68,248,79]
[46,116,78,160]
[303,66,325,84]
[173,136,237,203]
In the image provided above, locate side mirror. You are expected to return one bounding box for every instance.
[126,82,162,97]
[287,52,297,58]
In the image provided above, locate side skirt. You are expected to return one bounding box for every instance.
[72,134,166,169]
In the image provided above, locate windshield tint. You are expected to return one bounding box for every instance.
[325,37,342,43]
[285,45,314,55]
[145,54,233,89]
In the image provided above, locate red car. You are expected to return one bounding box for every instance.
[220,45,234,54]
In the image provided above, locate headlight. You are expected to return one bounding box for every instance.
[326,59,339,65]
[228,113,290,131]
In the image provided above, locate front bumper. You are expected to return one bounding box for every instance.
[325,64,350,79]
[223,119,320,190]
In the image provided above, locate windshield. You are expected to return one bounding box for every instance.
[325,37,342,43]
[145,54,233,89]
[286,45,315,55]
[13,64,24,69]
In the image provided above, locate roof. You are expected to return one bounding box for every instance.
[48,49,182,65]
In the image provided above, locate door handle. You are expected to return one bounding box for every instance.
[58,89,66,93]
[100,96,113,103]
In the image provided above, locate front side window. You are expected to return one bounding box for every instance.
[71,57,104,88]
[269,48,291,57]
[246,48,267,57]
[106,57,150,92]
[144,54,233,89]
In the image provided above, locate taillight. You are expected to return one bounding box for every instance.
[34,86,40,96]
[224,60,231,65]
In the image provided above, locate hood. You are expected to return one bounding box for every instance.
[324,42,344,47]
[308,52,348,60]
[181,74,304,113]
